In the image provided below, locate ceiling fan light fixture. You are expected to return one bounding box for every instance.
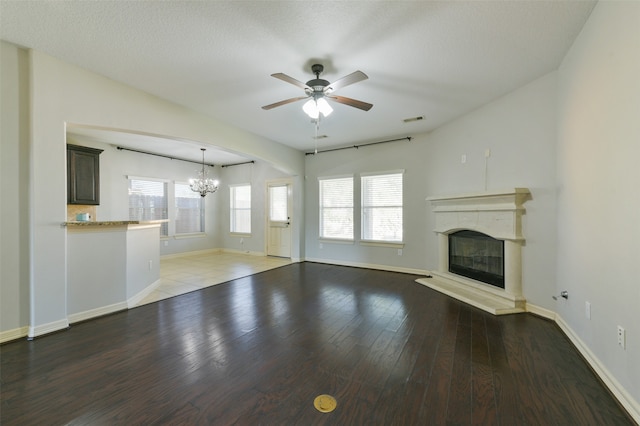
[303,99,320,119]
[317,97,333,117]
[264,64,372,116]
[303,97,333,119]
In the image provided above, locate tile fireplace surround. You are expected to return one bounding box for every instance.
[417,188,531,315]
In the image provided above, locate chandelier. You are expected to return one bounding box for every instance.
[189,148,219,197]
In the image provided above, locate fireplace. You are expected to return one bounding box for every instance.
[417,188,530,315]
[449,230,504,288]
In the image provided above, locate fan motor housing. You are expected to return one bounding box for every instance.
[306,78,330,92]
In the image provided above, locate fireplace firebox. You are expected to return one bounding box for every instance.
[448,230,504,288]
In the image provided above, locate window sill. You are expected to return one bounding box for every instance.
[360,240,404,249]
[173,233,206,240]
[319,238,355,245]
[230,232,251,237]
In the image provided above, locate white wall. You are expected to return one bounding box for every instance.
[218,161,291,254]
[304,72,558,309]
[0,42,30,340]
[19,48,304,338]
[556,0,640,416]
[424,72,559,310]
[67,228,128,316]
[304,138,428,273]
[125,226,161,299]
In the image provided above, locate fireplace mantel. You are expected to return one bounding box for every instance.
[428,188,530,241]
[418,188,531,315]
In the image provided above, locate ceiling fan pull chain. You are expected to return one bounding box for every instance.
[314,119,319,154]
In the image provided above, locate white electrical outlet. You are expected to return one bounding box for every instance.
[485,148,491,158]
[163,240,168,247]
[617,326,626,349]
[148,260,153,270]
[397,249,403,256]
[461,154,467,164]
[585,301,591,320]
[319,243,323,249]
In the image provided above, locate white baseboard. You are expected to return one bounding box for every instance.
[67,301,128,325]
[127,278,162,308]
[161,247,301,262]
[525,302,556,320]
[161,248,222,259]
[28,318,69,339]
[305,257,428,276]
[0,326,29,343]
[555,315,639,423]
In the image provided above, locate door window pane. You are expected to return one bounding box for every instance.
[269,185,288,221]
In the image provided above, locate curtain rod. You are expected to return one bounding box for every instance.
[221,161,255,168]
[305,136,412,155]
[116,146,215,167]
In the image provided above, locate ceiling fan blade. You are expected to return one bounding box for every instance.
[271,73,311,90]
[326,95,373,111]
[262,96,309,110]
[325,71,368,94]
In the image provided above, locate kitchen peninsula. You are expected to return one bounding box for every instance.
[64,220,167,323]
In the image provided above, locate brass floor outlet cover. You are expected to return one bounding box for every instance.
[313,394,337,413]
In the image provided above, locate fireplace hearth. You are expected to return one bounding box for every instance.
[417,188,531,315]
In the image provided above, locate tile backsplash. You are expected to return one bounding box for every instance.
[67,205,97,222]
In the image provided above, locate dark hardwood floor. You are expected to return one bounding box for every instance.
[1,263,634,425]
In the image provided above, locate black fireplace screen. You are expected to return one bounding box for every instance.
[448,230,505,288]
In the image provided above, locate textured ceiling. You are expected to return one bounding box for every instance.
[1,0,596,161]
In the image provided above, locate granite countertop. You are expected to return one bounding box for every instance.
[63,220,168,227]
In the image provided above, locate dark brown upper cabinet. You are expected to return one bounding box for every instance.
[67,144,103,205]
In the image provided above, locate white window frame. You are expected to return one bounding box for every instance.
[230,183,252,235]
[318,175,354,242]
[360,170,404,246]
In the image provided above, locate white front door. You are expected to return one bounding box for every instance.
[267,182,291,258]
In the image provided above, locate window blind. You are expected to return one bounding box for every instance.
[319,176,353,240]
[230,184,251,233]
[175,182,204,234]
[128,178,168,236]
[361,173,403,242]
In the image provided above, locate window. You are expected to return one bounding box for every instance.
[128,178,168,236]
[361,171,403,243]
[175,182,204,234]
[269,185,288,222]
[230,184,251,234]
[319,176,353,240]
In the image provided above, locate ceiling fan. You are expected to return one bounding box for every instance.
[262,64,373,119]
